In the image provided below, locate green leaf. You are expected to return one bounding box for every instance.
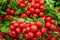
[12,17,26,22]
[23,5,28,13]
[0,26,9,33]
[20,34,25,40]
[0,0,7,15]
[56,13,60,25]
[45,0,60,26]
[12,17,19,21]
[45,33,49,37]
[38,18,45,23]
[0,0,7,5]
[8,0,18,9]
[33,17,38,22]
[6,36,12,40]
[19,18,25,22]
[15,9,21,14]
[45,0,55,8]
[25,17,33,23]
[53,31,58,38]
[33,17,45,27]
[46,12,58,20]
[54,0,60,7]
[0,11,6,14]
[0,19,12,33]
[33,17,45,23]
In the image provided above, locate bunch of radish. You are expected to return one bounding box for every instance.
[0,0,60,40]
[20,0,45,18]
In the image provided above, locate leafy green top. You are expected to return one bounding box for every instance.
[45,0,60,25]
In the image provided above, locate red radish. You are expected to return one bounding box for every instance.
[33,14,38,18]
[5,15,9,19]
[41,28,46,34]
[24,34,29,39]
[15,28,20,33]
[50,25,56,31]
[12,21,17,25]
[20,3,25,8]
[35,9,40,13]
[51,19,56,25]
[26,27,31,33]
[45,22,51,28]
[34,3,40,8]
[21,14,27,18]
[10,10,15,15]
[43,38,47,40]
[28,5,31,9]
[30,22,35,26]
[30,14,33,18]
[31,2,35,7]
[0,36,2,39]
[39,1,44,5]
[26,11,31,15]
[6,8,11,13]
[18,20,23,24]
[10,25,15,31]
[29,8,35,13]
[25,24,30,27]
[47,31,53,35]
[33,37,37,40]
[13,38,17,40]
[8,30,11,35]
[45,17,52,22]
[36,22,42,28]
[39,12,44,17]
[40,5,45,11]
[47,36,52,40]
[19,23,25,29]
[35,32,41,38]
[22,28,26,33]
[11,31,16,37]
[28,0,32,2]
[14,22,19,28]
[31,25,38,33]
[35,0,40,3]
[28,32,34,38]
[17,0,23,4]
[9,15,13,19]
[24,1,28,5]
[51,37,56,40]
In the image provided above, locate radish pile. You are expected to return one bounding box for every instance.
[22,0,45,18]
[8,21,42,40]
[0,0,60,40]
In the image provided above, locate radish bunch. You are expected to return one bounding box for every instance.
[21,0,45,18]
[8,19,59,40]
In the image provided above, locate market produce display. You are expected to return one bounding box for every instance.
[0,0,60,40]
